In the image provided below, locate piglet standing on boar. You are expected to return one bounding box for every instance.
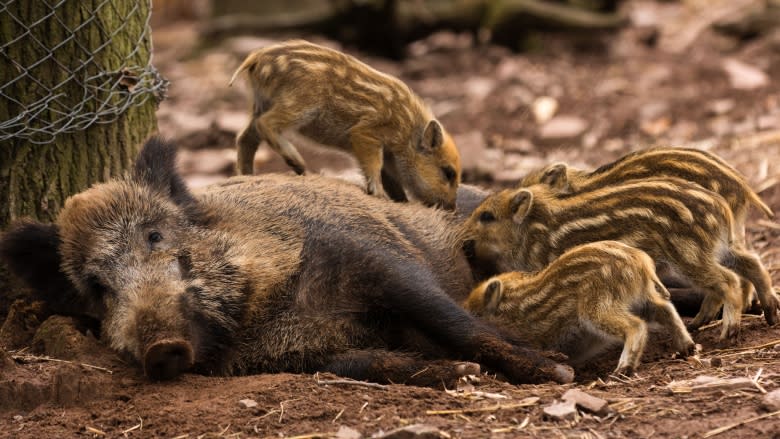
[0,137,572,386]
[463,241,696,375]
[230,40,461,209]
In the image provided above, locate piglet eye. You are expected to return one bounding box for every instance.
[442,166,456,183]
[478,211,495,223]
[148,231,163,244]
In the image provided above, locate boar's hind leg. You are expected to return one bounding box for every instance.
[321,350,479,388]
[374,264,573,384]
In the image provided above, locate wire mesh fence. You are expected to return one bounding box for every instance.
[0,0,168,144]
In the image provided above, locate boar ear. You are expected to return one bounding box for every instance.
[541,163,568,190]
[0,221,85,315]
[509,189,533,224]
[483,279,504,314]
[421,120,444,151]
[133,136,197,207]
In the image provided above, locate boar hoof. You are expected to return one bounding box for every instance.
[143,339,194,381]
[554,364,575,384]
[454,362,480,376]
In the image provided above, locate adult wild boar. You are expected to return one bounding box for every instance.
[0,138,572,386]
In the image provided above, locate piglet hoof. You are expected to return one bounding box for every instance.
[285,159,306,175]
[677,341,699,358]
[611,366,635,378]
[719,324,741,343]
[762,301,779,326]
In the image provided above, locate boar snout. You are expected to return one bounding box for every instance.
[143,339,194,380]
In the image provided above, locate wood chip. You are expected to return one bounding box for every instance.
[666,376,755,394]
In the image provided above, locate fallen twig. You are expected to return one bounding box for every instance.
[85,426,106,436]
[708,339,780,355]
[122,417,143,436]
[315,377,388,390]
[702,409,780,438]
[426,397,539,415]
[12,354,113,374]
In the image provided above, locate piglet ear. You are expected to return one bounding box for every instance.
[541,163,568,190]
[0,220,85,316]
[421,120,444,151]
[133,136,197,207]
[483,279,504,315]
[509,189,533,224]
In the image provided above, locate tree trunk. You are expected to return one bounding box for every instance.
[0,0,158,317]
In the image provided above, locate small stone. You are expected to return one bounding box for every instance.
[238,398,258,409]
[761,389,780,411]
[502,138,534,154]
[639,101,670,122]
[538,116,588,140]
[706,99,735,116]
[561,389,610,415]
[464,77,496,101]
[374,424,447,439]
[722,58,769,90]
[532,96,558,124]
[543,400,577,421]
[336,426,362,439]
[13,415,23,422]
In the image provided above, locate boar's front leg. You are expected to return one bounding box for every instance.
[322,349,480,387]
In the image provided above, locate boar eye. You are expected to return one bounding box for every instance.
[441,166,456,183]
[148,231,163,244]
[479,211,495,223]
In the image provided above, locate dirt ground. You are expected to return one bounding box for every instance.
[4,1,780,437]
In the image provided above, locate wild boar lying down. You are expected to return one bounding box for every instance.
[0,137,572,386]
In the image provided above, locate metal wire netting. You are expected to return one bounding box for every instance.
[0,0,168,144]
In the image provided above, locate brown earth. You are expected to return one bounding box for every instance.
[4,1,780,437]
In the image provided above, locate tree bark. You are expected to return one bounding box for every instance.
[0,0,158,317]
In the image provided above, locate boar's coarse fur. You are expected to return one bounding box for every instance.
[0,138,572,386]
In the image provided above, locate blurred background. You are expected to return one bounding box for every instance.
[150,0,780,199]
